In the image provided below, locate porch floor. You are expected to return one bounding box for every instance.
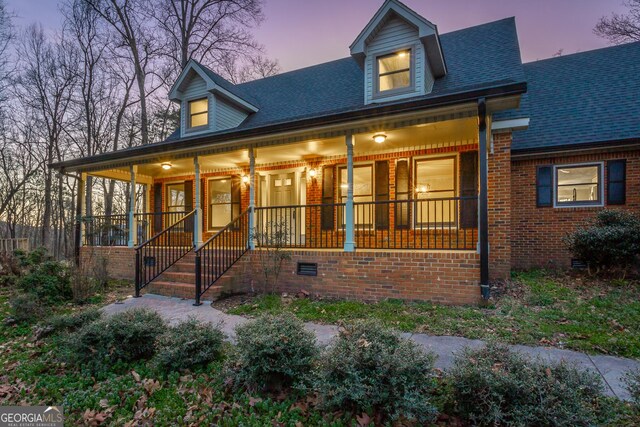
[103,294,639,401]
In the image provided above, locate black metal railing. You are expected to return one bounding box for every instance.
[82,214,129,246]
[255,203,345,249]
[134,211,188,244]
[353,197,478,250]
[194,209,249,305]
[135,210,195,296]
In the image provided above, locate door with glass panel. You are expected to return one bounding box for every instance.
[268,172,297,245]
[165,183,185,228]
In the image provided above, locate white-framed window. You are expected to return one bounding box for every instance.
[414,156,457,227]
[339,164,373,227]
[554,163,603,207]
[376,49,412,94]
[165,183,185,212]
[188,98,208,128]
[208,177,239,229]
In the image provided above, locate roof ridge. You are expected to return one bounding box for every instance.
[236,57,355,87]
[523,40,640,66]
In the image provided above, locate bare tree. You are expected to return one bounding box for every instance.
[219,51,279,83]
[0,0,14,106]
[595,0,640,44]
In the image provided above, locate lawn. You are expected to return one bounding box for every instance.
[227,270,640,359]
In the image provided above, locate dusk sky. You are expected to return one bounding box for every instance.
[6,0,628,72]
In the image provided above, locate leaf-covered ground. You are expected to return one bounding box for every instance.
[226,270,640,359]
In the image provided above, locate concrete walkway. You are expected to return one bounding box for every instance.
[103,294,640,401]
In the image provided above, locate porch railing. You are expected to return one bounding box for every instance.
[135,210,195,296]
[195,209,249,305]
[83,214,129,246]
[254,197,477,251]
[134,211,188,243]
[255,203,345,249]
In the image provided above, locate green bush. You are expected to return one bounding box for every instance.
[316,320,437,424]
[624,369,640,408]
[229,313,318,392]
[154,318,225,371]
[18,260,72,304]
[564,210,640,275]
[46,308,103,334]
[9,294,47,323]
[447,344,606,426]
[62,308,166,369]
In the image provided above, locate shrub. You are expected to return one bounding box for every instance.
[62,308,166,369]
[624,369,640,408]
[46,308,103,334]
[316,320,437,424]
[447,344,606,427]
[18,260,72,304]
[9,294,47,323]
[564,210,640,276]
[154,318,225,371]
[229,313,318,392]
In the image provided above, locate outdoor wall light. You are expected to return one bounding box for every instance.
[242,175,250,184]
[373,134,387,144]
[416,184,430,194]
[307,168,317,178]
[161,163,172,170]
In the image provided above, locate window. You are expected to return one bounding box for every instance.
[188,98,208,128]
[166,183,185,212]
[554,163,602,207]
[339,165,373,226]
[377,49,411,93]
[208,178,239,228]
[414,157,457,226]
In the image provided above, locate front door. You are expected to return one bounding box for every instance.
[268,172,298,244]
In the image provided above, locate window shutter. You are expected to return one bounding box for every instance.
[395,159,409,229]
[321,166,335,230]
[536,166,553,207]
[153,183,163,233]
[460,151,479,228]
[607,159,626,205]
[184,180,194,232]
[231,176,241,221]
[375,160,389,229]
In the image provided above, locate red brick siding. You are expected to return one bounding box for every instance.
[511,149,640,269]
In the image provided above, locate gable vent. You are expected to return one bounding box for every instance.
[297,262,318,276]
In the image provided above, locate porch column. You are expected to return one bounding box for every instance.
[248,147,256,250]
[344,133,355,252]
[128,166,136,248]
[478,98,490,298]
[194,156,203,247]
[74,173,85,265]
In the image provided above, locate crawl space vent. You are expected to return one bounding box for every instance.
[297,262,317,276]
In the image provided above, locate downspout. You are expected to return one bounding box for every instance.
[477,98,490,300]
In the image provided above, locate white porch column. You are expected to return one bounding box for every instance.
[344,133,356,252]
[128,166,136,247]
[194,156,203,247]
[248,147,256,249]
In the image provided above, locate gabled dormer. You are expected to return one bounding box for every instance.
[169,59,259,138]
[350,0,446,104]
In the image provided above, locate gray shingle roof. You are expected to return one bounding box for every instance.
[166,17,524,140]
[504,41,640,152]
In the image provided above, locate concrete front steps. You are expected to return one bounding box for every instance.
[144,252,229,301]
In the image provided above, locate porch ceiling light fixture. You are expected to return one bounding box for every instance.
[373,134,387,144]
[161,163,172,170]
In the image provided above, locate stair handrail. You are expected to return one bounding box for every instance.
[135,209,196,297]
[194,208,250,305]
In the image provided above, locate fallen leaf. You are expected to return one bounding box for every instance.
[131,371,141,382]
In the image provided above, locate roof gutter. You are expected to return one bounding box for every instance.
[512,138,640,160]
[51,81,527,172]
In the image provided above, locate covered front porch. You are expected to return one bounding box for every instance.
[73,100,500,304]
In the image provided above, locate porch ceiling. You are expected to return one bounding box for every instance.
[94,116,478,178]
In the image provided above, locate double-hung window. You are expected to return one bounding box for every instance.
[208,178,240,228]
[414,157,457,227]
[188,98,208,129]
[554,163,603,207]
[376,49,412,94]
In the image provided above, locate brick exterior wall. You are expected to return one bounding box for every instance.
[79,246,135,281]
[511,148,640,269]
[487,132,512,280]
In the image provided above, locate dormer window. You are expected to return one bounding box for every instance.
[376,49,412,95]
[188,98,208,129]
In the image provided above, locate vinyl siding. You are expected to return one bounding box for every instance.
[364,17,432,104]
[215,97,248,130]
[180,74,215,137]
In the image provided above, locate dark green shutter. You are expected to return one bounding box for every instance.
[460,151,479,228]
[536,166,553,207]
[375,160,389,229]
[395,159,409,229]
[321,166,335,230]
[184,180,194,231]
[607,160,626,205]
[153,183,163,233]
